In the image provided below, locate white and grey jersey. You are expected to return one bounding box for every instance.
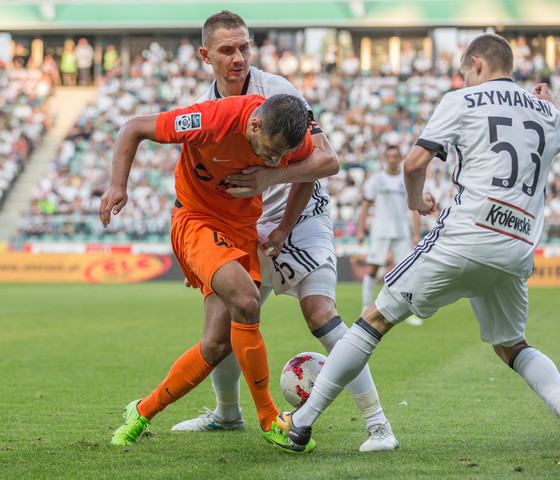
[415,78,560,278]
[196,66,330,224]
[362,169,410,239]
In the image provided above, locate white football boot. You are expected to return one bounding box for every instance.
[171,407,245,432]
[359,422,399,452]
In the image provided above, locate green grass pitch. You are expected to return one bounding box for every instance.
[1,282,559,479]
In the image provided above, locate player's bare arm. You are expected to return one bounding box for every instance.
[403,145,436,216]
[356,198,373,245]
[99,114,159,227]
[226,132,339,198]
[412,211,421,245]
[261,181,315,256]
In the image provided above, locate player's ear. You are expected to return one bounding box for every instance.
[473,56,483,75]
[250,116,262,134]
[199,47,211,64]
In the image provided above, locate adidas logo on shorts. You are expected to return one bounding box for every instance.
[400,291,413,304]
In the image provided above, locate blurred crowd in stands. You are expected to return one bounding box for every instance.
[3,34,560,244]
[0,56,52,209]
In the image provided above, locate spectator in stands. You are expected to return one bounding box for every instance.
[12,32,560,247]
[41,54,60,86]
[341,52,360,77]
[278,49,299,80]
[60,41,77,86]
[259,38,279,73]
[75,38,94,85]
[103,44,120,78]
[176,38,195,67]
[323,44,338,73]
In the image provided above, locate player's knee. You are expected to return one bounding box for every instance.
[230,294,260,324]
[492,344,512,365]
[303,305,337,331]
[493,341,528,366]
[300,296,337,332]
[201,337,233,366]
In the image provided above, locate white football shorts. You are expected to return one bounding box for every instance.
[375,244,528,347]
[258,212,337,301]
[365,237,412,266]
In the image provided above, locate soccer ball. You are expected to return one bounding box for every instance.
[280,351,327,407]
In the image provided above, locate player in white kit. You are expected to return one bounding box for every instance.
[357,145,421,322]
[171,10,398,452]
[278,34,560,450]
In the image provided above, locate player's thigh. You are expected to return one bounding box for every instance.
[366,237,391,266]
[298,266,338,330]
[470,272,528,347]
[174,212,260,298]
[378,246,492,323]
[211,260,260,318]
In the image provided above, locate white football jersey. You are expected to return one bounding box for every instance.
[417,78,560,277]
[362,169,410,239]
[196,66,330,224]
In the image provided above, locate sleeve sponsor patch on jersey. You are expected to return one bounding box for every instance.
[175,113,201,132]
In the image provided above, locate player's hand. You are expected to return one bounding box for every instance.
[99,185,128,227]
[226,165,285,198]
[260,226,288,258]
[417,192,436,216]
[184,277,193,288]
[356,229,365,245]
[534,83,559,109]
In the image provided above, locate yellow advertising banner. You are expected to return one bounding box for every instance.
[0,252,172,283]
[528,255,560,287]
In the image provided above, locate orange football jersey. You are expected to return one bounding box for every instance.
[155,95,313,227]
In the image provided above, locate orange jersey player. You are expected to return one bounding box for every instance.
[157,94,312,228]
[100,93,318,453]
[154,94,313,295]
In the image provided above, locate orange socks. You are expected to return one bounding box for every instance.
[230,321,279,430]
[138,341,213,421]
[136,325,278,429]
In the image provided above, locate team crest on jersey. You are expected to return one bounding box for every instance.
[175,113,201,132]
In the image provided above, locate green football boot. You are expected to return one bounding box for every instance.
[110,399,149,446]
[260,418,315,454]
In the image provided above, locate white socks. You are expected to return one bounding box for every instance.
[293,320,383,428]
[362,274,377,313]
[312,316,386,428]
[511,346,560,418]
[210,352,243,421]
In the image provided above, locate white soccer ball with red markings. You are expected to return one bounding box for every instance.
[280,351,327,407]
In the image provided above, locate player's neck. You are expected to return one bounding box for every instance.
[216,79,244,98]
[386,168,400,176]
[479,71,512,85]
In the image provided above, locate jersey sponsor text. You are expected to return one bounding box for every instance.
[475,198,534,244]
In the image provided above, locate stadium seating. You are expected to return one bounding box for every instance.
[5,38,560,244]
[0,62,52,209]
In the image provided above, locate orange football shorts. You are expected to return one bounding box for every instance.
[171,205,261,298]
